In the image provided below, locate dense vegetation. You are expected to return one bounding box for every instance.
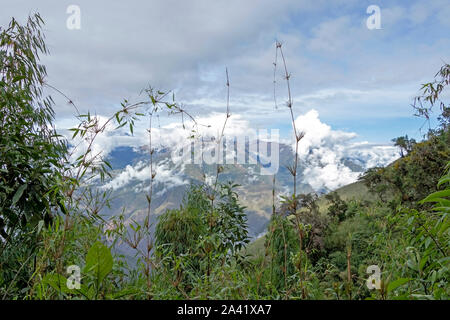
[0,14,448,300]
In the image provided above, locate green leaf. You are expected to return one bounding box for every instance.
[420,189,450,203]
[419,255,429,271]
[437,176,450,187]
[12,184,27,205]
[387,278,412,293]
[115,122,126,130]
[84,241,113,285]
[103,160,112,170]
[37,220,45,234]
[43,273,70,294]
[12,75,26,82]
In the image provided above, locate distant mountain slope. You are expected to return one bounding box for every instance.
[92,137,398,263]
[98,141,386,239]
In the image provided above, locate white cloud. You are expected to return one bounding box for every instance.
[293,110,398,190]
[295,109,356,156]
[98,112,257,191]
[65,108,399,192]
[96,109,399,192]
[101,158,189,192]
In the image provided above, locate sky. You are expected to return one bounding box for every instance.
[1,0,449,147]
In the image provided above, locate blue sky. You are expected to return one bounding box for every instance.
[1,0,449,145]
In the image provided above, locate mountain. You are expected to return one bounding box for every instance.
[97,140,393,241]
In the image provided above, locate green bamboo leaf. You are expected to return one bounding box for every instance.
[84,241,113,285]
[420,189,450,203]
[43,273,70,294]
[437,176,450,187]
[12,75,26,82]
[387,278,412,293]
[37,220,45,234]
[12,184,27,205]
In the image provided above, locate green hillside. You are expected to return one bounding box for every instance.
[244,179,374,260]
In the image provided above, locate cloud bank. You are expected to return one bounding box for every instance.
[294,110,398,190]
[95,110,399,193]
[101,159,189,195]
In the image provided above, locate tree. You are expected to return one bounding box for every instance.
[391,135,416,158]
[154,183,249,295]
[361,134,449,205]
[0,14,69,299]
[0,14,67,242]
[325,192,348,222]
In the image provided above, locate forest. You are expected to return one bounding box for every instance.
[0,13,449,300]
